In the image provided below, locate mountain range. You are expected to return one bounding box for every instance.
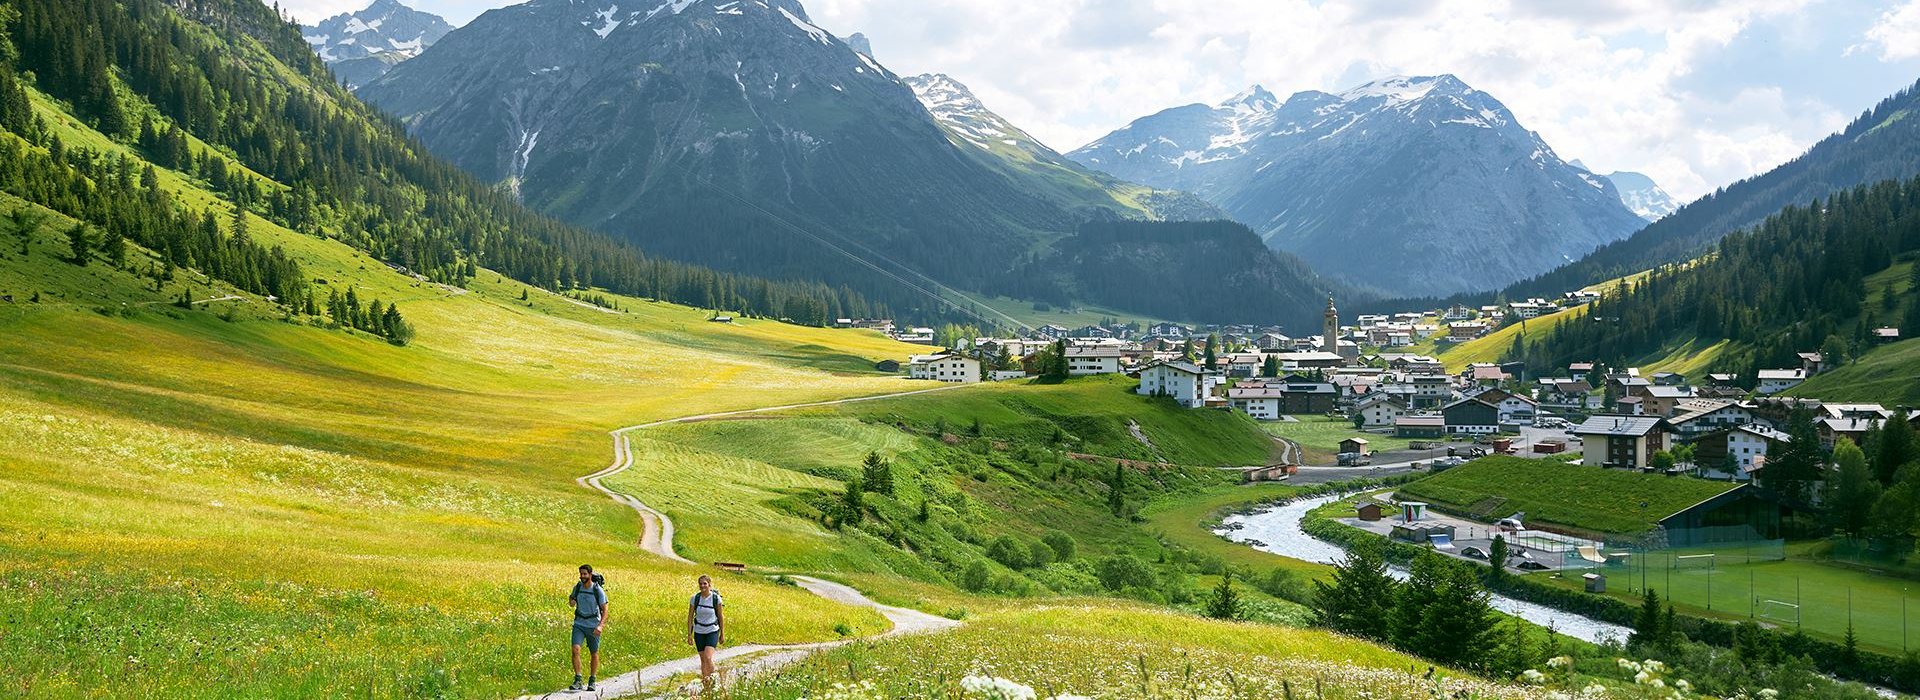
[301,0,452,89]
[1068,76,1650,297]
[358,0,1338,328]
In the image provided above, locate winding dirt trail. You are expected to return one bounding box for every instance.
[527,384,965,699]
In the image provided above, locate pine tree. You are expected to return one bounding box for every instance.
[1876,410,1915,485]
[1487,534,1509,585]
[860,451,894,496]
[65,223,90,265]
[839,476,865,527]
[1107,463,1126,517]
[1313,540,1396,641]
[1630,588,1663,647]
[1204,570,1241,620]
[1203,333,1219,371]
[102,228,125,267]
[1261,354,1280,378]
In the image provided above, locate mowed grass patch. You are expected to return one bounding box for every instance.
[724,603,1529,699]
[1259,416,1415,464]
[1538,545,1920,656]
[1396,457,1737,535]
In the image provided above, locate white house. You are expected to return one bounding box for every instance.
[1065,346,1124,375]
[1756,369,1807,395]
[908,353,980,383]
[1353,393,1410,428]
[1136,360,1218,408]
[1716,424,1791,480]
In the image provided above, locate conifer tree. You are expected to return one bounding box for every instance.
[65,223,90,265]
[1313,540,1396,641]
[1204,570,1241,620]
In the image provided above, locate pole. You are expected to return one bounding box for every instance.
[1749,568,1754,619]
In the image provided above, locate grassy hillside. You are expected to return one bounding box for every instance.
[818,375,1276,466]
[1396,457,1737,535]
[0,47,942,694]
[604,377,1281,592]
[727,603,1529,699]
[1419,305,1588,372]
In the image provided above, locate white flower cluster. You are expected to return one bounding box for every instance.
[960,675,1037,700]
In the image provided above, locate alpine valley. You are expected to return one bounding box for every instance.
[357,0,1341,328]
[1068,76,1650,297]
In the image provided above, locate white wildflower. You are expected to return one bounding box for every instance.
[1546,655,1574,669]
[1758,690,1779,699]
[1674,679,1691,692]
[1580,683,1609,698]
[961,675,1036,700]
[1616,658,1642,672]
[1518,669,1548,685]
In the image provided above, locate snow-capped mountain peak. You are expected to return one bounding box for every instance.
[1220,85,1279,114]
[1338,74,1464,104]
[1603,170,1680,222]
[302,0,452,88]
[1067,73,1646,296]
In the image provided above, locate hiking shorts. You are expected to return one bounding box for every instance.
[572,623,601,652]
[693,630,720,651]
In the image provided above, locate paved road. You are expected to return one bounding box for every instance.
[534,383,967,699]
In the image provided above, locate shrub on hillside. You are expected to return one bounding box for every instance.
[986,535,1028,569]
[1095,554,1156,591]
[1042,530,1077,561]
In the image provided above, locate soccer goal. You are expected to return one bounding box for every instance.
[1756,599,1801,626]
[1674,553,1717,573]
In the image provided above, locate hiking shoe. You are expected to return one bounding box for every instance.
[586,676,596,691]
[569,675,583,691]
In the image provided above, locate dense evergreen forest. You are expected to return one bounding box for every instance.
[1510,175,1920,376]
[0,0,899,327]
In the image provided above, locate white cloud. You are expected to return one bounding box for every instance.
[806,0,1864,201]
[1854,0,1920,61]
[273,0,1918,202]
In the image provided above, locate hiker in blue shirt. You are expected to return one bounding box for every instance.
[569,564,609,692]
[686,574,724,693]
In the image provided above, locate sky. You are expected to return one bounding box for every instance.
[279,0,1920,202]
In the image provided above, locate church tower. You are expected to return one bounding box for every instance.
[1322,295,1339,354]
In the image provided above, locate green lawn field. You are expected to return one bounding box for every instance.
[1395,457,1737,535]
[1543,542,1920,656]
[1259,415,1417,463]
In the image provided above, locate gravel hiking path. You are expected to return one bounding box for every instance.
[525,384,965,699]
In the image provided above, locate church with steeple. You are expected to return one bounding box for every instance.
[1323,296,1358,360]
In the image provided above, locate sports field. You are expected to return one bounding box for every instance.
[1548,542,1920,655]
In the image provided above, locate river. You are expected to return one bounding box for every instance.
[1218,494,1632,644]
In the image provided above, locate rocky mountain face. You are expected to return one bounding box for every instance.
[359,0,1269,315]
[905,72,1227,223]
[1570,160,1680,222]
[1069,75,1648,297]
[301,0,452,89]
[1602,171,1679,222]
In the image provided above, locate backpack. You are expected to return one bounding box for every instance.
[573,580,606,620]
